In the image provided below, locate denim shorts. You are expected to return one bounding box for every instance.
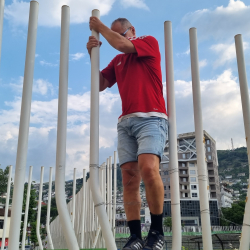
[117,117,168,166]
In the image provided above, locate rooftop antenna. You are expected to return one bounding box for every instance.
[231,138,234,151]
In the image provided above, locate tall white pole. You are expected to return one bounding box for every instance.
[109,156,113,227]
[21,166,33,250]
[189,28,213,250]
[80,169,86,248]
[36,166,44,249]
[8,2,39,249]
[164,21,182,250]
[89,9,116,249]
[46,167,54,249]
[107,157,110,220]
[235,34,250,250]
[1,165,12,250]
[0,0,5,67]
[55,5,79,250]
[113,152,117,236]
[72,168,76,228]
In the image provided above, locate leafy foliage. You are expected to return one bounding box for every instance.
[221,201,245,226]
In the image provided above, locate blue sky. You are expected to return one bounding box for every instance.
[0,0,250,181]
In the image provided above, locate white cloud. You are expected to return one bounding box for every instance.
[70,52,85,61]
[40,60,58,67]
[0,86,121,179]
[181,0,250,41]
[174,69,245,149]
[33,79,54,95]
[4,0,115,27]
[210,42,249,67]
[199,59,207,68]
[120,0,149,10]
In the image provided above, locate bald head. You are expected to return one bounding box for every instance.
[111,18,132,30]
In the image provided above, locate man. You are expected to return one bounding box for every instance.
[87,17,168,250]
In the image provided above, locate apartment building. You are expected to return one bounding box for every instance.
[161,130,221,226]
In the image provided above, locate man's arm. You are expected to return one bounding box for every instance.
[99,72,110,92]
[89,17,136,54]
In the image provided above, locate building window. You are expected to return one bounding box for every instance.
[192,193,198,197]
[208,155,212,160]
[182,163,186,167]
[190,177,196,182]
[0,220,4,229]
[182,170,186,174]
[164,186,166,190]
[162,178,166,182]
[191,185,197,190]
[164,194,167,197]
[185,193,188,197]
[168,177,170,182]
[164,171,168,175]
[182,154,186,159]
[189,163,195,167]
[207,147,211,152]
[183,178,187,182]
[190,170,196,175]
[162,163,169,169]
[169,193,171,198]
[207,140,210,145]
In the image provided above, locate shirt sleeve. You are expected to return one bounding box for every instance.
[101,58,117,88]
[130,36,160,58]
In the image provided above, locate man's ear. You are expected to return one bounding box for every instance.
[131,26,136,36]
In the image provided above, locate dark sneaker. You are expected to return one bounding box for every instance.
[123,234,144,250]
[143,230,164,250]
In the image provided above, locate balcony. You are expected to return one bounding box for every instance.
[179,173,189,177]
[180,189,190,193]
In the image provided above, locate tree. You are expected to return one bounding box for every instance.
[221,201,245,226]
[163,217,172,229]
[0,166,13,204]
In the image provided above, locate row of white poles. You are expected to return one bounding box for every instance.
[48,154,117,249]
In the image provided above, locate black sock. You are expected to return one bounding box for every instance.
[128,220,142,240]
[150,212,164,236]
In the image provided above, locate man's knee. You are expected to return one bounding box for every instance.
[122,169,141,191]
[138,154,160,185]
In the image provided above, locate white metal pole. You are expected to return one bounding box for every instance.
[46,167,54,249]
[36,166,44,249]
[189,28,213,250]
[8,2,39,249]
[107,157,110,220]
[1,165,12,250]
[164,21,182,250]
[55,5,79,250]
[72,168,76,228]
[235,34,250,250]
[113,152,117,237]
[21,166,33,250]
[102,162,106,248]
[92,165,103,248]
[80,169,86,248]
[89,9,116,249]
[109,156,113,227]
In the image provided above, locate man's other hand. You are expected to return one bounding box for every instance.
[89,17,103,32]
[86,36,102,56]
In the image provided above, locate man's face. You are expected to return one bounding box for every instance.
[111,21,135,38]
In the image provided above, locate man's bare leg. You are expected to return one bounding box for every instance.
[138,153,164,235]
[121,161,141,220]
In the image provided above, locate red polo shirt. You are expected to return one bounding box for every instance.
[101,35,167,119]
